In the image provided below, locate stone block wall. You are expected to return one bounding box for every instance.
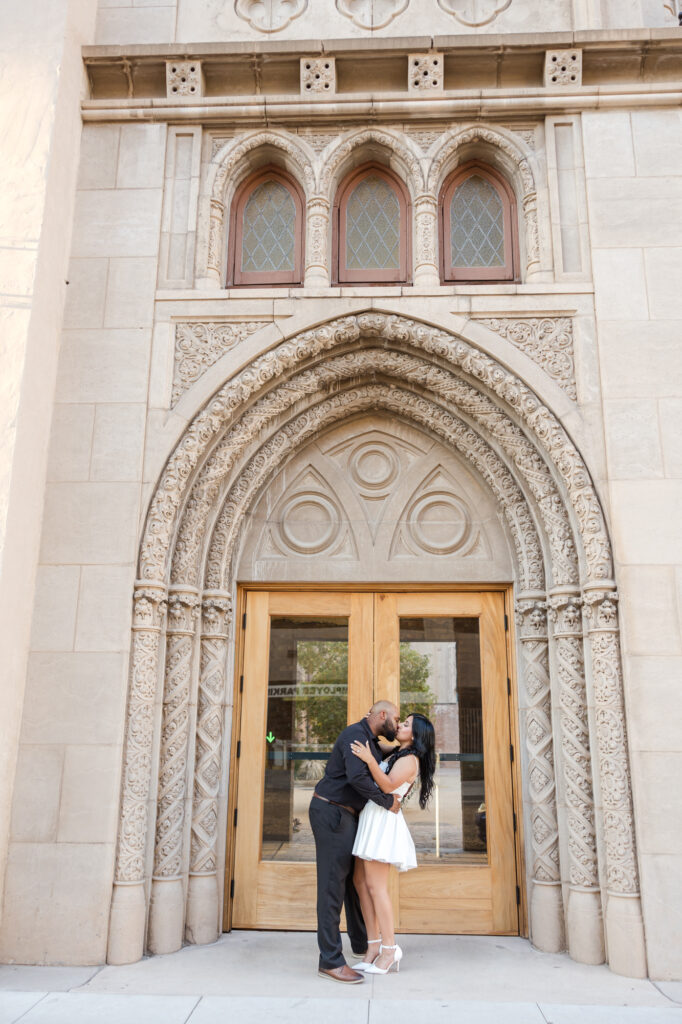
[582,107,682,980]
[0,122,166,965]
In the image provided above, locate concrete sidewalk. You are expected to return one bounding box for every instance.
[1,933,681,1023]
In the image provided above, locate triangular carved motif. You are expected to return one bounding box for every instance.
[325,430,423,542]
[390,466,480,560]
[257,464,358,560]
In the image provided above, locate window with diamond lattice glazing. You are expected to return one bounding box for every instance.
[242,182,295,273]
[450,177,504,268]
[440,163,517,283]
[230,168,304,285]
[335,164,410,284]
[345,176,400,271]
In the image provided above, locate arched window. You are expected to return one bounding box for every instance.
[440,163,517,282]
[229,168,304,285]
[334,164,410,284]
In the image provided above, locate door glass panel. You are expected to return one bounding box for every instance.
[261,616,348,862]
[399,617,486,864]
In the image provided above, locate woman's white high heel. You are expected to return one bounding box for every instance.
[362,942,402,974]
[353,937,382,971]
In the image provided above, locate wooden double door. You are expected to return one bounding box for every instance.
[230,590,519,935]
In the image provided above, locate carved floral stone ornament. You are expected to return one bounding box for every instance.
[336,0,409,29]
[437,0,512,25]
[233,0,308,32]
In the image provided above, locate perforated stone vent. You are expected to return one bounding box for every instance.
[408,53,444,93]
[544,50,582,87]
[300,57,336,95]
[166,61,203,97]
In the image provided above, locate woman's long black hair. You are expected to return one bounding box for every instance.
[386,712,436,809]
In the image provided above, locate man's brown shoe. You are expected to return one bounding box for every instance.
[318,964,364,984]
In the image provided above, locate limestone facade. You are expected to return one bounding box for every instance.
[1,0,682,985]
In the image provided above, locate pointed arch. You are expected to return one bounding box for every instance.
[427,124,540,277]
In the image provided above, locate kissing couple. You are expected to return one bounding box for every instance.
[309,700,436,983]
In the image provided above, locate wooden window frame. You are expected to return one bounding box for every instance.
[228,167,305,287]
[440,162,518,283]
[333,163,411,285]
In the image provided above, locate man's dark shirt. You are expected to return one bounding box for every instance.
[314,718,393,812]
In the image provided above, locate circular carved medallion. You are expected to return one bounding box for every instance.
[407,491,471,554]
[349,441,399,493]
[279,493,341,554]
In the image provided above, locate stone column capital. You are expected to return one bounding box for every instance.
[201,590,232,638]
[132,581,167,630]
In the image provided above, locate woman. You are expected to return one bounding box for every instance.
[349,712,436,974]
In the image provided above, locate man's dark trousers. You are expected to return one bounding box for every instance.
[309,796,366,969]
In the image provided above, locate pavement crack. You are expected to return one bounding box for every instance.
[182,994,203,1023]
[651,980,682,1006]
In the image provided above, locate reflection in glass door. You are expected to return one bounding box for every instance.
[399,617,486,865]
[262,617,349,863]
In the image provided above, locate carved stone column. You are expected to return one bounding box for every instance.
[108,582,167,965]
[516,594,565,953]
[413,193,440,287]
[304,196,330,287]
[548,586,605,965]
[206,198,225,286]
[186,591,232,945]
[148,585,200,955]
[583,585,647,978]
[523,196,541,279]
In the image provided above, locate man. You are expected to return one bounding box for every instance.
[309,700,401,984]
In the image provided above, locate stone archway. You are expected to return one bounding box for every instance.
[107,312,646,979]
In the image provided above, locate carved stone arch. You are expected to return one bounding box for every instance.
[202,129,315,284]
[109,312,645,980]
[138,311,607,587]
[168,346,569,593]
[427,124,541,278]
[319,126,425,199]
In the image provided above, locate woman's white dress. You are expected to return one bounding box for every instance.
[352,761,418,872]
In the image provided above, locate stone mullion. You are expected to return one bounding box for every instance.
[516,595,564,953]
[107,582,167,966]
[186,592,232,945]
[148,585,200,955]
[413,193,440,287]
[549,587,605,965]
[583,585,647,978]
[304,196,330,286]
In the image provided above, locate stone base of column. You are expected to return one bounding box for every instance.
[185,874,220,946]
[567,887,605,965]
[530,880,565,953]
[304,267,328,287]
[413,265,441,288]
[107,882,146,965]
[148,877,185,955]
[606,893,648,978]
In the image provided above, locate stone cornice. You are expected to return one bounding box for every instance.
[83,30,682,109]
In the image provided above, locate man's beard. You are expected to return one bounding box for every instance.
[382,722,397,742]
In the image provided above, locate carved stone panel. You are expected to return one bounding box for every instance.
[437,0,512,25]
[238,414,512,583]
[172,321,269,405]
[234,0,308,32]
[477,317,577,400]
[336,0,409,29]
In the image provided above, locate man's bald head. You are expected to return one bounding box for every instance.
[370,700,398,717]
[367,700,399,741]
